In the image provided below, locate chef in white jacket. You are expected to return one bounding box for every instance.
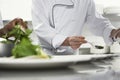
[32,0,120,55]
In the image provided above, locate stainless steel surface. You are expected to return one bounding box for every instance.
[0,43,14,57]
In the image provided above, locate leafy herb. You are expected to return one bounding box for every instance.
[2,25,50,59]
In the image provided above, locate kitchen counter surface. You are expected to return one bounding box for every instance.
[0,56,120,80]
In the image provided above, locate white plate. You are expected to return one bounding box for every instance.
[0,54,117,69]
[0,55,91,69]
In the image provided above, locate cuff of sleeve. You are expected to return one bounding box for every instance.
[103,26,116,45]
[52,34,68,49]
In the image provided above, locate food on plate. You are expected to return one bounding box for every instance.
[1,24,50,59]
[95,45,104,49]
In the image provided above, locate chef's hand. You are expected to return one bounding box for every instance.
[110,29,120,41]
[61,36,87,50]
[4,18,27,31]
[0,18,27,37]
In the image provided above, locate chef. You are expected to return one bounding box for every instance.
[32,0,120,55]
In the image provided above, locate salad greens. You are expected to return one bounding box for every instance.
[2,25,50,58]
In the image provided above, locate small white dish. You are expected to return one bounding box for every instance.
[90,45,110,54]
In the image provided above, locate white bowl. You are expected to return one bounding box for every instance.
[90,45,110,54]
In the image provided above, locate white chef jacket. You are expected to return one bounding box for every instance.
[0,9,3,28]
[32,0,115,55]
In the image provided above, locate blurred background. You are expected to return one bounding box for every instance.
[0,0,120,47]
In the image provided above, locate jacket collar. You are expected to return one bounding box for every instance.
[55,0,74,6]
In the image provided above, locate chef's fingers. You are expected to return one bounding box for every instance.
[69,36,85,40]
[12,18,28,29]
[79,36,85,39]
[4,18,28,31]
[71,45,81,50]
[69,39,87,50]
[61,36,87,49]
[69,37,87,43]
[69,40,86,45]
[70,42,82,50]
[69,38,84,42]
[70,42,87,50]
[116,29,120,38]
[111,29,120,39]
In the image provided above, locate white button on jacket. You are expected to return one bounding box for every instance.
[32,0,115,54]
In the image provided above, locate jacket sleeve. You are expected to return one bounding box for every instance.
[32,0,67,49]
[86,0,116,45]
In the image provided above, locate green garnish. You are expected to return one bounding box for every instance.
[95,45,104,49]
[1,25,50,59]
